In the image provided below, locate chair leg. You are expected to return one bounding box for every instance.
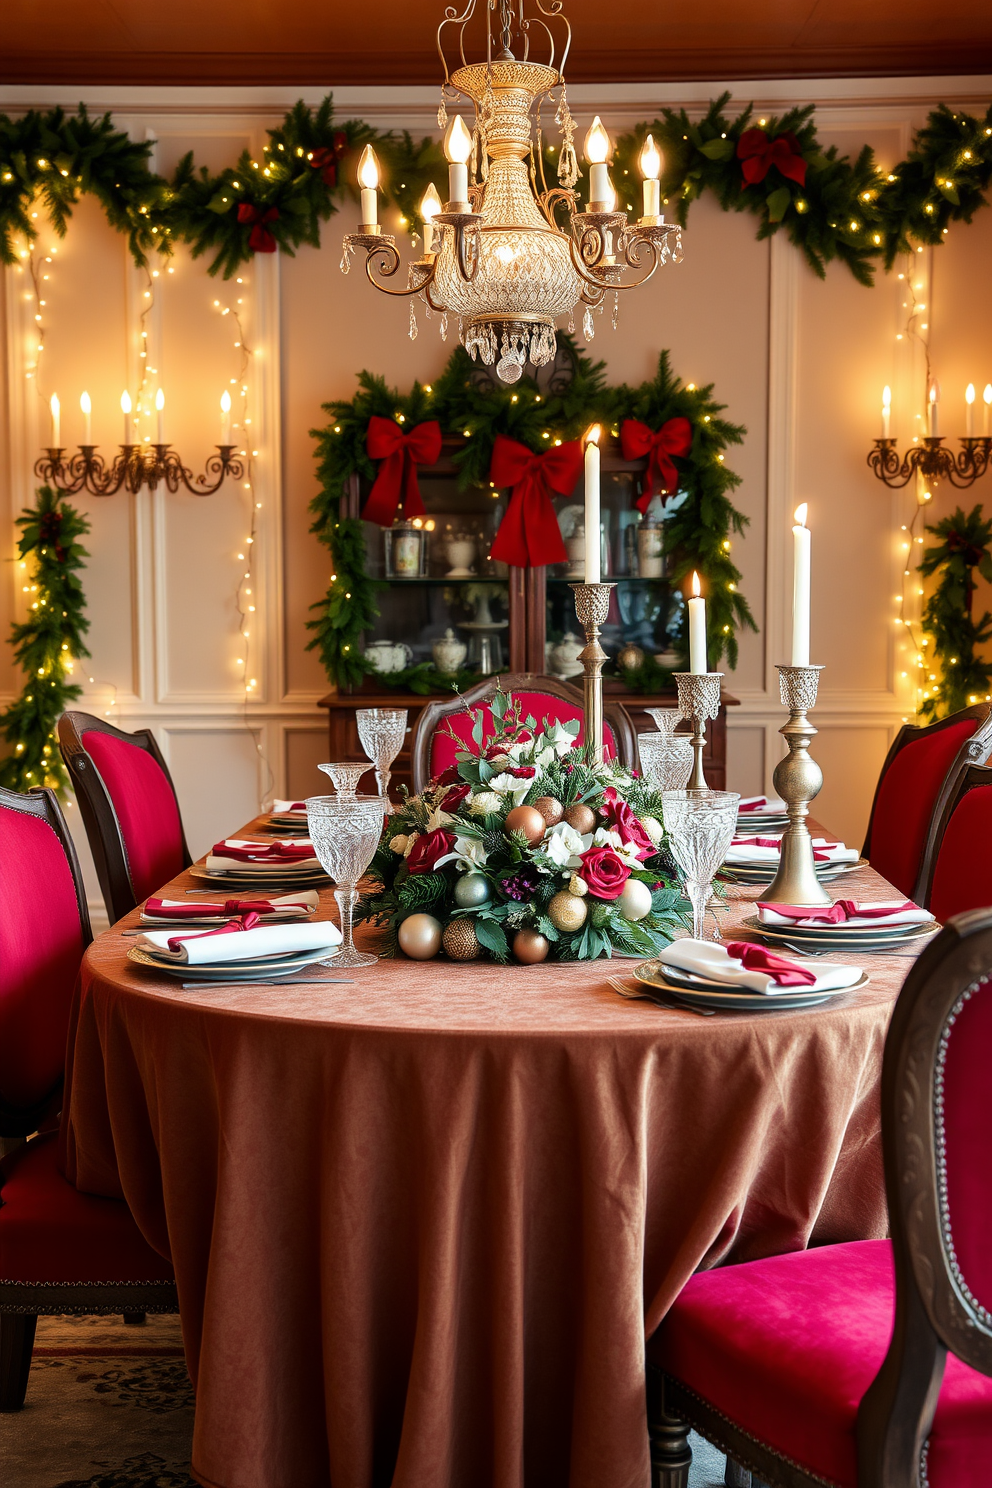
[647,1365,692,1488]
[122,1311,146,1325]
[0,1313,38,1412]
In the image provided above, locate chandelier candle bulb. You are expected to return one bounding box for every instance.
[155,388,165,444]
[49,393,60,447]
[966,383,976,437]
[792,504,811,669]
[639,134,662,218]
[985,385,992,437]
[120,391,131,442]
[357,145,380,227]
[420,183,443,252]
[583,425,601,584]
[928,381,940,438]
[80,391,91,444]
[584,117,612,206]
[221,390,232,443]
[882,384,891,439]
[688,572,707,674]
[444,116,473,209]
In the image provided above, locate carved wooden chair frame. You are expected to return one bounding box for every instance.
[410,672,639,793]
[860,702,992,904]
[917,761,992,915]
[57,710,192,925]
[648,910,992,1488]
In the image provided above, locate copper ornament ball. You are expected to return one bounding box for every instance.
[562,802,596,835]
[397,913,443,960]
[532,795,564,828]
[513,928,550,964]
[548,889,588,932]
[504,804,547,846]
[442,918,482,961]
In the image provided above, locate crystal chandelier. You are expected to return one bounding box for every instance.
[341,0,684,383]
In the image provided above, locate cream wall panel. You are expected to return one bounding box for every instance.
[808,723,895,851]
[724,723,766,799]
[284,725,332,801]
[163,725,264,860]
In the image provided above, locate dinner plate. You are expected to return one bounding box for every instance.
[189,864,329,887]
[632,959,866,1012]
[724,859,864,884]
[127,945,336,982]
[743,914,938,949]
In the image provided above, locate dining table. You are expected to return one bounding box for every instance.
[61,814,927,1488]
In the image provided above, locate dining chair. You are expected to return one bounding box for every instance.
[860,702,992,900]
[645,909,992,1488]
[918,762,992,924]
[57,710,192,923]
[0,785,177,1412]
[409,672,638,791]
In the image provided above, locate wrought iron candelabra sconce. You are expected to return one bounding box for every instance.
[34,445,245,498]
[867,437,992,490]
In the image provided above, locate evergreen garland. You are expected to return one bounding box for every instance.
[0,487,90,795]
[2,94,992,281]
[308,336,755,689]
[918,505,992,721]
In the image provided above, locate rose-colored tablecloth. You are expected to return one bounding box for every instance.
[62,827,917,1488]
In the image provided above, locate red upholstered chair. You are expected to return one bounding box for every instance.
[409,672,638,792]
[861,703,992,900]
[646,909,992,1488]
[920,763,992,924]
[57,711,191,923]
[0,786,177,1412]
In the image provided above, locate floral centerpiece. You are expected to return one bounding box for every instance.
[358,688,686,963]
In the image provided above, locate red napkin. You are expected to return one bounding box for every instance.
[725,941,817,987]
[166,913,261,953]
[211,840,315,862]
[144,897,311,920]
[738,797,767,812]
[756,900,916,925]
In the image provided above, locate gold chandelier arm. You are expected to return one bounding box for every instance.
[566,232,662,294]
[362,247,440,299]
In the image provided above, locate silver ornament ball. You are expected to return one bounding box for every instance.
[454,873,492,908]
[398,913,443,960]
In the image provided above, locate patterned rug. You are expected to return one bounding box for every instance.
[1,1314,729,1486]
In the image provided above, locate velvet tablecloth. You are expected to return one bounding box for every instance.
[62,835,913,1488]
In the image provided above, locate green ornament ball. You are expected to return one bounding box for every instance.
[454,873,492,908]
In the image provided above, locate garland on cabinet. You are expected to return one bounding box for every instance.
[918,505,992,721]
[0,487,90,795]
[307,336,755,691]
[2,94,991,282]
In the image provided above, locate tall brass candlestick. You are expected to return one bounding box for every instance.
[761,664,831,906]
[673,672,723,790]
[571,582,615,765]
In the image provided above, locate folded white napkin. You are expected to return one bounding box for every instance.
[737,795,788,814]
[659,939,862,996]
[757,899,932,928]
[269,799,307,814]
[726,840,860,866]
[206,838,320,874]
[140,890,319,925]
[137,920,342,966]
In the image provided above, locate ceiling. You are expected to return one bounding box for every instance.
[3,0,991,86]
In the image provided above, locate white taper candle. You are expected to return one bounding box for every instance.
[688,572,707,674]
[584,425,601,584]
[791,504,811,668]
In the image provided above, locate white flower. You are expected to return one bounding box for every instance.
[544,820,593,869]
[389,834,409,855]
[488,771,534,808]
[593,825,642,868]
[543,719,581,758]
[469,791,502,817]
[402,832,420,858]
[436,833,489,872]
[641,815,663,845]
[532,744,556,768]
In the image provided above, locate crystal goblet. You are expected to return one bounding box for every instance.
[662,790,740,941]
[319,761,373,797]
[306,794,387,968]
[356,708,408,804]
[645,707,683,735]
[638,731,694,792]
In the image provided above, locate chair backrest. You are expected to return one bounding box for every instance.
[919,763,992,923]
[0,786,91,1139]
[861,703,992,900]
[856,909,992,1482]
[57,712,191,923]
[410,673,638,792]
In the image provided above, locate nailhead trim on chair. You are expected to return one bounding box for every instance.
[665,1377,841,1488]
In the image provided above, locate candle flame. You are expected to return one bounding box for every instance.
[985,384,992,406]
[220,390,232,413]
[357,144,380,189]
[691,571,701,598]
[584,424,601,447]
[79,391,91,415]
[794,503,808,527]
[929,381,940,404]
[584,117,611,165]
[966,383,976,405]
[50,392,59,416]
[155,388,165,411]
[443,116,473,166]
[120,391,131,414]
[882,385,891,408]
[420,183,442,222]
[639,134,662,181]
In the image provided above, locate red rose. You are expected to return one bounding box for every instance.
[406,829,455,875]
[601,797,655,861]
[440,783,471,812]
[578,845,631,900]
[504,765,537,780]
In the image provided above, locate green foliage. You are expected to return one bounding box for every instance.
[0,487,90,795]
[918,505,992,721]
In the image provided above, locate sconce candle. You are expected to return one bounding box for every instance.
[443,117,472,210]
[357,145,380,227]
[120,391,131,443]
[80,391,92,444]
[688,571,707,674]
[985,385,992,438]
[220,390,232,444]
[583,425,601,584]
[881,385,891,439]
[928,381,940,438]
[155,388,165,444]
[966,383,976,437]
[50,393,60,447]
[792,504,811,668]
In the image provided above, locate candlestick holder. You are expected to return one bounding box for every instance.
[760,665,831,906]
[34,444,244,498]
[867,436,992,489]
[571,582,616,765]
[673,673,723,790]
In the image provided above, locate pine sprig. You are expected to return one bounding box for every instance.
[0,487,90,795]
[918,505,992,720]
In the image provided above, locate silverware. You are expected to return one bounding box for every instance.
[180,978,353,989]
[606,974,715,1015]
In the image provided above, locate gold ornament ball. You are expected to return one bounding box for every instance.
[618,878,653,922]
[563,802,597,835]
[398,913,443,960]
[548,890,588,932]
[533,795,564,828]
[443,918,482,961]
[505,804,547,846]
[513,928,550,964]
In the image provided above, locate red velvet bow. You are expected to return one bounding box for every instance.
[620,418,693,512]
[362,417,443,527]
[488,435,583,568]
[310,133,349,187]
[166,913,261,953]
[237,203,279,254]
[736,129,807,188]
[725,942,817,988]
